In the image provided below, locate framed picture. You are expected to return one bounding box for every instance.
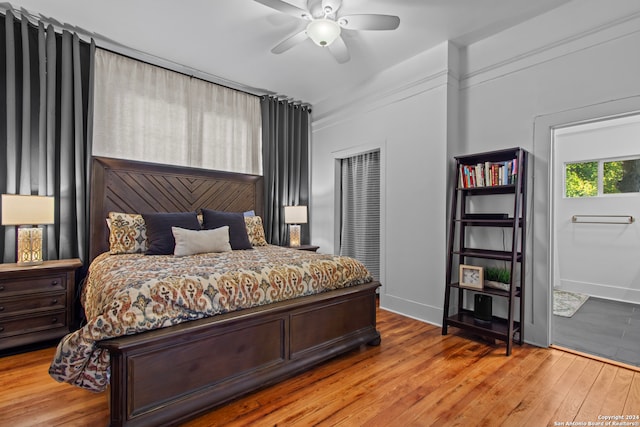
[459,264,484,290]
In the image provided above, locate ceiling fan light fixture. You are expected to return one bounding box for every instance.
[306,19,341,47]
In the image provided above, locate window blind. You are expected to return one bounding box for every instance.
[339,150,380,280]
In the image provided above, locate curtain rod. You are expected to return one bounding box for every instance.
[0,2,278,99]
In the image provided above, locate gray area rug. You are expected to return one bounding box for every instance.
[553,297,640,367]
[553,289,589,317]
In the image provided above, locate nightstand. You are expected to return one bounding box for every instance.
[0,259,82,350]
[287,245,320,252]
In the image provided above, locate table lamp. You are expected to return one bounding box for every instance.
[284,205,307,247]
[1,194,55,265]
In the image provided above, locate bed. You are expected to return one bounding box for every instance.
[50,156,381,427]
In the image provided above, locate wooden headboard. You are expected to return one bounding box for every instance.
[89,156,264,262]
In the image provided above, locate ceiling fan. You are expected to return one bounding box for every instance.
[254,0,400,64]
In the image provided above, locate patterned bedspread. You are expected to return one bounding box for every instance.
[49,245,372,392]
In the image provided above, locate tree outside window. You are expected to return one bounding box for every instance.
[566,158,640,197]
[604,159,640,194]
[565,161,597,197]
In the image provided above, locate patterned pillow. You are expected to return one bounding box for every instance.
[245,216,268,246]
[108,212,147,254]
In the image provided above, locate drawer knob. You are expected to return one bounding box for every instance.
[51,317,58,324]
[0,285,4,291]
[0,326,4,332]
[0,306,3,311]
[51,280,59,286]
[51,299,58,305]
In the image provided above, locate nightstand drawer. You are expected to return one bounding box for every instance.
[0,274,66,296]
[0,259,81,350]
[0,293,67,318]
[0,310,67,338]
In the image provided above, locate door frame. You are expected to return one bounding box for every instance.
[332,142,386,299]
[532,96,640,347]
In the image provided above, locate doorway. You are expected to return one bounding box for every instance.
[551,113,640,367]
[337,150,381,281]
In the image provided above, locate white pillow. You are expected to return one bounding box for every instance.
[172,226,232,256]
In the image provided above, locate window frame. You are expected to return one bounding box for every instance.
[564,154,640,198]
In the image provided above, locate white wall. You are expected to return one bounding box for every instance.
[311,0,640,347]
[311,42,458,323]
[460,0,640,346]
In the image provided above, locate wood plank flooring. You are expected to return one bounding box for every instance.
[1,306,639,427]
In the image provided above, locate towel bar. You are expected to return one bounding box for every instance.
[571,214,634,224]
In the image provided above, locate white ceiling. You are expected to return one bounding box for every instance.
[7,0,571,105]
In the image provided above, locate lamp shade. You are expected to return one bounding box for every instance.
[306,19,341,47]
[1,194,55,225]
[284,206,307,224]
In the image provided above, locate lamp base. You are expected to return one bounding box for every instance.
[289,224,301,247]
[16,226,44,265]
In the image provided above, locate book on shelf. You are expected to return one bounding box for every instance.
[458,158,518,188]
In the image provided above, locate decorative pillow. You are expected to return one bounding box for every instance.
[244,216,268,246]
[201,209,253,250]
[143,212,201,255]
[108,212,147,254]
[172,226,232,256]
[243,210,256,217]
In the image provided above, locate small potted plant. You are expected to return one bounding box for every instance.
[484,266,511,291]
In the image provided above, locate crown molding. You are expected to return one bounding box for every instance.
[312,68,457,132]
[461,10,640,90]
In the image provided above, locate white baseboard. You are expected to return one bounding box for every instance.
[559,279,640,305]
[379,293,442,327]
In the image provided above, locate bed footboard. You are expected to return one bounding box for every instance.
[98,281,381,427]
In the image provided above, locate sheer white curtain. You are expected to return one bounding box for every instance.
[190,78,262,172]
[92,49,261,174]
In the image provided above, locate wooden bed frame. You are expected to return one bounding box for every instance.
[88,157,381,427]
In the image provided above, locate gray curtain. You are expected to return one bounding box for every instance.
[1,10,95,264]
[260,96,310,245]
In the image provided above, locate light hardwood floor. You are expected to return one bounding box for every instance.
[1,307,639,427]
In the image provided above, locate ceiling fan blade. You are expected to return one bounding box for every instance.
[338,14,400,31]
[254,0,310,19]
[327,36,350,64]
[321,0,342,15]
[271,30,308,54]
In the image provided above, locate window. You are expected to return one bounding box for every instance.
[565,157,640,197]
[565,161,597,197]
[603,159,640,194]
[92,49,262,175]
